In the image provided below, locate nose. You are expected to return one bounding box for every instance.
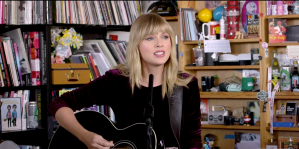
[155,38,163,48]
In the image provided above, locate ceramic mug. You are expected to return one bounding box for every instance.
[202,21,220,40]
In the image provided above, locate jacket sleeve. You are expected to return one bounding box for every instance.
[49,70,118,118]
[180,77,202,149]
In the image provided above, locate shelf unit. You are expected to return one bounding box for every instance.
[0,128,48,146]
[185,65,260,70]
[200,92,258,99]
[183,38,260,45]
[162,16,178,21]
[266,127,299,132]
[265,14,299,19]
[202,124,260,130]
[259,1,299,148]
[177,1,262,148]
[268,43,299,47]
[0,23,51,148]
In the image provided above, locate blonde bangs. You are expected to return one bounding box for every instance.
[115,13,193,98]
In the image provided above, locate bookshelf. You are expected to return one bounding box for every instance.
[202,125,260,130]
[259,1,299,147]
[183,38,260,45]
[177,1,262,148]
[184,65,260,70]
[162,16,178,21]
[0,1,160,148]
[200,92,258,99]
[266,127,299,132]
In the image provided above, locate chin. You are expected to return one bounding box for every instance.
[152,60,167,66]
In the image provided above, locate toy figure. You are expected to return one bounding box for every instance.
[6,105,12,127]
[203,137,211,149]
[244,112,251,126]
[12,104,17,126]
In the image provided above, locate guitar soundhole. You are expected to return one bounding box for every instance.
[112,142,136,149]
[114,145,133,149]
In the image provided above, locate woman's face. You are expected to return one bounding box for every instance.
[138,31,171,68]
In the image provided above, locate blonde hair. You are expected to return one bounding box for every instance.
[115,13,193,98]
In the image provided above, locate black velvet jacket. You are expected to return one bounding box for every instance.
[49,69,202,148]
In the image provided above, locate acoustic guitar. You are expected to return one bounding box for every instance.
[48,110,165,149]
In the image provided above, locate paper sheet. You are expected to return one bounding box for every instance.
[286,46,299,59]
[203,40,231,53]
[236,141,261,149]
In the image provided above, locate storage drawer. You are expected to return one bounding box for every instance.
[52,64,90,85]
[274,114,298,125]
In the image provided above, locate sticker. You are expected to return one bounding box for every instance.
[262,42,268,49]
[180,52,183,57]
[259,12,264,18]
[257,90,268,101]
[265,49,269,58]
[224,134,235,139]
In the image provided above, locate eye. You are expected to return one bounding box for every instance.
[163,35,169,39]
[146,37,153,41]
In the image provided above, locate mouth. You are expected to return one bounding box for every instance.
[154,51,165,57]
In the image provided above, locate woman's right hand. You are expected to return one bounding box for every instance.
[79,130,114,149]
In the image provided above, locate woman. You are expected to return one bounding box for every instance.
[49,13,202,149]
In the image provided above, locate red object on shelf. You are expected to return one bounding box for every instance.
[226,1,240,39]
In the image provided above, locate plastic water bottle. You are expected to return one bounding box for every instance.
[220,16,225,40]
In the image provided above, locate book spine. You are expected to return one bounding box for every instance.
[30,32,40,86]
[13,43,23,86]
[39,32,46,85]
[48,0,52,24]
[81,55,94,81]
[1,41,13,86]
[35,89,42,128]
[84,54,96,80]
[88,53,99,78]
[0,43,8,86]
[22,90,29,130]
[9,41,21,86]
[25,32,32,86]
[0,1,3,24]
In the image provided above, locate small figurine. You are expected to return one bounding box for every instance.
[288,138,294,149]
[234,31,245,39]
[198,32,204,40]
[234,31,240,39]
[244,112,251,126]
[203,137,211,149]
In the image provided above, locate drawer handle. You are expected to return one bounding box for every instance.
[65,70,80,81]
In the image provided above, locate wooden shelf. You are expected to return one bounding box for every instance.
[200,92,258,99]
[185,65,260,70]
[1,128,48,146]
[268,42,299,47]
[162,16,178,21]
[266,127,299,131]
[202,124,260,130]
[274,92,299,99]
[183,38,259,45]
[265,14,299,19]
[0,85,47,91]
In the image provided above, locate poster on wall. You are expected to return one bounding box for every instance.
[240,1,259,37]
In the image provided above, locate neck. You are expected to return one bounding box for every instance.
[141,65,164,87]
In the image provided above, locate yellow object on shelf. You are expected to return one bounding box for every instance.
[198,8,212,23]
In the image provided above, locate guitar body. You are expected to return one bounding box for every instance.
[49,110,164,149]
